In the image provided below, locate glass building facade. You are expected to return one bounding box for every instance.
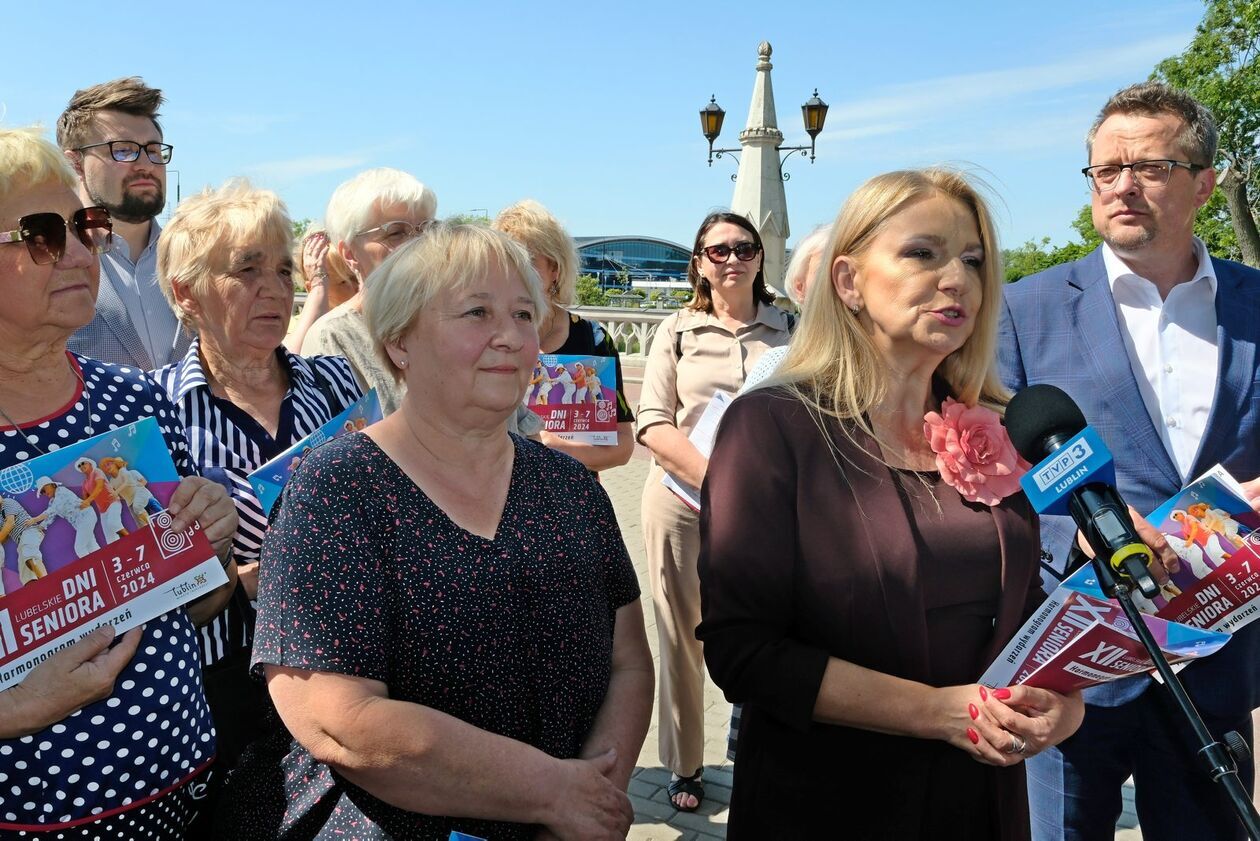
[575,236,692,288]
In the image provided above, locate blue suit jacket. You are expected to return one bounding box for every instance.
[999,247,1260,719]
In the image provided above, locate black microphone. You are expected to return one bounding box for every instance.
[1005,384,1161,598]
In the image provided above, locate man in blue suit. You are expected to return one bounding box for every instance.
[1000,81,1260,841]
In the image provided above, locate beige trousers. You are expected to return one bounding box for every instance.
[641,466,705,776]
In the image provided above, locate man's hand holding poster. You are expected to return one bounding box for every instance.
[0,418,225,690]
[982,465,1260,693]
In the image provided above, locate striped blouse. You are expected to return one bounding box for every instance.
[151,338,362,664]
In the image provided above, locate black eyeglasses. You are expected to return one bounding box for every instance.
[699,241,761,264]
[355,219,432,245]
[1081,159,1204,192]
[0,207,113,265]
[76,140,173,165]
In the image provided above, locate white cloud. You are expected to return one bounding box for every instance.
[819,35,1188,140]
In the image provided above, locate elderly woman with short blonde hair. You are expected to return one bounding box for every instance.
[0,126,237,839]
[222,222,654,840]
[152,179,362,774]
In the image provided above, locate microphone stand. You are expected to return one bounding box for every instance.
[1079,546,1260,839]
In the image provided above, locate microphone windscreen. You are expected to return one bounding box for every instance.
[1004,384,1088,463]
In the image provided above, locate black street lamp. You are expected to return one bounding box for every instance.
[700,87,829,178]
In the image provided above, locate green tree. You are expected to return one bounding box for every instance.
[1002,206,1099,282]
[292,217,313,242]
[575,275,608,307]
[1003,195,1243,281]
[1154,0,1260,265]
[444,212,490,226]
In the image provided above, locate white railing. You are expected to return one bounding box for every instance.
[571,306,671,373]
[292,296,670,382]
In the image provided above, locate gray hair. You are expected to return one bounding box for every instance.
[1086,81,1218,166]
[323,167,437,248]
[783,224,833,306]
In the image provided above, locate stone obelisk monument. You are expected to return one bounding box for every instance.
[730,41,789,295]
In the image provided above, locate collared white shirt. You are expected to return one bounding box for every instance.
[99,220,182,367]
[1104,238,1219,482]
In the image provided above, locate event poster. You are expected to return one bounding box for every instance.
[0,418,224,690]
[523,354,618,445]
[248,390,382,518]
[979,588,1229,693]
[1097,466,1260,633]
[981,465,1259,692]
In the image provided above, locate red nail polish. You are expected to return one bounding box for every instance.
[993,688,1012,700]
[979,687,988,701]
[966,727,979,744]
[968,703,979,720]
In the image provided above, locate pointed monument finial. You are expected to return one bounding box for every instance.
[756,41,773,70]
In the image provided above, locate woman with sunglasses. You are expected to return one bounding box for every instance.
[636,211,794,811]
[0,127,238,839]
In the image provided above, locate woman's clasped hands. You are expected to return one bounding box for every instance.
[936,684,1084,766]
[534,748,635,841]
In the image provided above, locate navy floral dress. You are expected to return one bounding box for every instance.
[220,432,639,840]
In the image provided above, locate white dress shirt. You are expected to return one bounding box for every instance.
[1104,239,1219,482]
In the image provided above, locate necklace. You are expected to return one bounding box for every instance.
[0,359,93,457]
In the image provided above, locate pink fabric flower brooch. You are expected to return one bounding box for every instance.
[923,398,1031,506]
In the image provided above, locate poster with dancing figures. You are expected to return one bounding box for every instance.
[248,389,382,518]
[981,465,1260,693]
[523,355,618,445]
[1109,465,1260,632]
[0,417,224,690]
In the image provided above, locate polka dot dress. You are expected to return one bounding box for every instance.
[0,355,215,838]
[219,432,640,840]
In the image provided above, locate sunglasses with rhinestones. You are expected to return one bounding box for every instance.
[0,207,113,265]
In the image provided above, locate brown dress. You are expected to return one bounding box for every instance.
[697,387,1044,840]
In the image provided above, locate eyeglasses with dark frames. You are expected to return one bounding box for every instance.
[0,207,114,265]
[76,140,174,165]
[699,241,761,264]
[1081,159,1204,193]
[354,219,433,245]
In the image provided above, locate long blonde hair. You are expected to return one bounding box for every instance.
[768,168,1009,457]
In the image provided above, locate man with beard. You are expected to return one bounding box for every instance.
[57,77,192,369]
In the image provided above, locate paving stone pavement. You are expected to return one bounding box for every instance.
[599,445,1147,840]
[601,453,735,840]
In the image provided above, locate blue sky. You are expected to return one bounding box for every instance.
[0,1,1205,253]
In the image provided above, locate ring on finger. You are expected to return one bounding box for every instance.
[1005,733,1027,755]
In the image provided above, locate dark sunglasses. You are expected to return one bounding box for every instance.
[0,207,114,265]
[76,140,173,165]
[699,242,761,264]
